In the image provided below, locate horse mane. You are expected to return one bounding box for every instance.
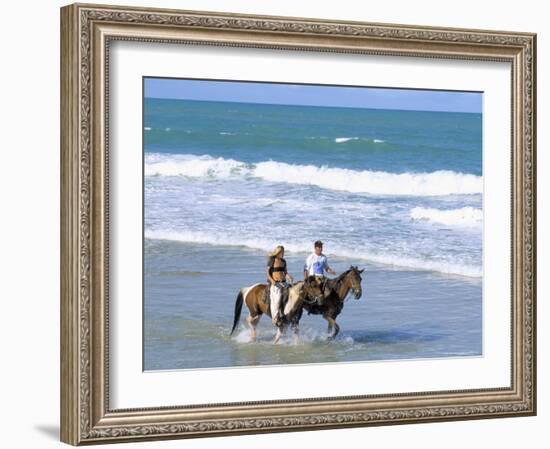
[326,267,353,290]
[335,268,352,282]
[284,280,308,317]
[289,280,304,291]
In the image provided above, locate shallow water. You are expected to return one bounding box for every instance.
[144,241,482,371]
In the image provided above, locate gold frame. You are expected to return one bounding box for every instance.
[60,2,537,445]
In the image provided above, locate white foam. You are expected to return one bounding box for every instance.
[231,325,353,345]
[334,137,384,144]
[335,137,359,143]
[144,153,482,197]
[144,126,151,131]
[410,207,483,228]
[253,161,481,196]
[145,154,246,178]
[233,327,253,343]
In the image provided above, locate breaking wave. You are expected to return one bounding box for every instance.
[144,153,482,196]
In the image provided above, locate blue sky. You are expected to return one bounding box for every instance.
[144,77,482,113]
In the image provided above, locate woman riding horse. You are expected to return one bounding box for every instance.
[230,276,323,344]
[266,245,294,327]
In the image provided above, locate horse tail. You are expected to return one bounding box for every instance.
[230,290,244,336]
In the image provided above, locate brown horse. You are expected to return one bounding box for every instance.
[230,276,323,343]
[303,266,364,339]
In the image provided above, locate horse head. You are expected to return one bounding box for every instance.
[347,265,364,300]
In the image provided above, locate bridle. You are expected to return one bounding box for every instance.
[350,275,362,297]
[337,268,362,301]
[302,280,324,304]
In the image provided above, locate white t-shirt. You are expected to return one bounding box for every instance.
[304,253,329,276]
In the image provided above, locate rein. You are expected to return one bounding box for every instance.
[302,295,318,305]
[301,281,322,305]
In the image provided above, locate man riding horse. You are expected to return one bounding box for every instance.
[303,240,336,305]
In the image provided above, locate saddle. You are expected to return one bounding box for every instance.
[262,287,270,305]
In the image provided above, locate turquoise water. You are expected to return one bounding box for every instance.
[144,98,482,175]
[143,96,483,371]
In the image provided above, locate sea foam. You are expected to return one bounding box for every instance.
[334,137,359,143]
[410,206,483,228]
[145,228,481,277]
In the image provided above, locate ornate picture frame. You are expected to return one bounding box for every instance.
[60,2,536,445]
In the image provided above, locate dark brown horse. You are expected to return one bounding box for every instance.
[302,266,364,339]
[230,276,323,343]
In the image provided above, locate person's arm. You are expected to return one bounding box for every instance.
[325,258,336,275]
[303,255,311,279]
[266,258,275,284]
[267,266,275,284]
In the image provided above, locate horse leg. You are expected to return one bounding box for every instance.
[324,316,340,340]
[291,321,300,344]
[273,325,284,344]
[332,321,341,339]
[246,314,260,342]
[289,306,302,344]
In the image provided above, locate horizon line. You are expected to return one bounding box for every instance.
[144,96,482,114]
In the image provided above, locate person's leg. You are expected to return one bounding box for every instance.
[317,276,326,306]
[270,284,282,325]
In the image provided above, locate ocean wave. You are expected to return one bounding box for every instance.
[145,229,481,277]
[334,137,385,144]
[145,153,482,196]
[410,207,483,228]
[145,154,247,178]
[335,137,359,143]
